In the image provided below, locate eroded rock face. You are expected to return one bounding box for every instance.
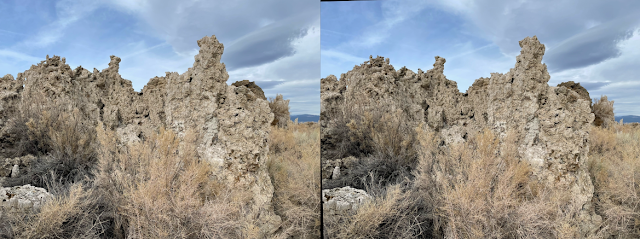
[0,36,280,235]
[322,186,371,216]
[558,81,592,107]
[321,36,599,236]
[232,80,267,100]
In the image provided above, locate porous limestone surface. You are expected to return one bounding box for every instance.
[322,186,372,216]
[0,184,52,212]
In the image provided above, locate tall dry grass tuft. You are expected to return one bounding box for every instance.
[267,121,321,238]
[2,90,97,190]
[329,125,591,238]
[321,108,418,191]
[347,109,416,162]
[94,123,245,238]
[5,183,105,239]
[269,94,291,129]
[412,127,559,238]
[589,124,640,237]
[593,95,615,128]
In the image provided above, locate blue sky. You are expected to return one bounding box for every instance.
[0,0,319,115]
[321,0,640,116]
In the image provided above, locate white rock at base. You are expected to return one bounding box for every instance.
[0,184,53,212]
[10,164,18,178]
[332,166,340,179]
[322,186,372,216]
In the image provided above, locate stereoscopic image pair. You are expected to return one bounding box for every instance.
[0,1,639,238]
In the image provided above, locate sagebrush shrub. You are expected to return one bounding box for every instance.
[94,124,247,238]
[2,91,96,189]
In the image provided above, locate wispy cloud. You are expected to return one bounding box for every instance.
[321,49,367,65]
[3,1,319,115]
[121,42,169,59]
[427,0,640,68]
[0,49,41,62]
[448,43,495,60]
[342,0,429,49]
[18,0,101,48]
[322,0,640,116]
[0,29,25,37]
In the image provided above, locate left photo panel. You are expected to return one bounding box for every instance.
[0,1,320,238]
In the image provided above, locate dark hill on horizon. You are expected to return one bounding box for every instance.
[290,114,319,123]
[615,115,640,123]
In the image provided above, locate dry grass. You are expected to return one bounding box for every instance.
[328,125,593,238]
[412,127,558,238]
[589,124,640,238]
[328,119,640,238]
[3,124,253,239]
[268,121,321,238]
[346,109,416,162]
[5,183,104,239]
[1,90,97,188]
[94,123,249,238]
[323,106,418,191]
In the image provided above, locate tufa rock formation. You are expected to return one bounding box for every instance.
[321,36,600,236]
[0,36,280,235]
[592,95,615,128]
[232,79,267,101]
[269,94,290,128]
[557,81,592,106]
[556,81,616,128]
[231,80,292,129]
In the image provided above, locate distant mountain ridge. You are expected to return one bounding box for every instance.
[290,114,319,123]
[615,115,640,123]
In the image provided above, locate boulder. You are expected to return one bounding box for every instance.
[322,186,372,216]
[0,184,52,213]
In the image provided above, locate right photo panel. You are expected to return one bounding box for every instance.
[321,1,640,238]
